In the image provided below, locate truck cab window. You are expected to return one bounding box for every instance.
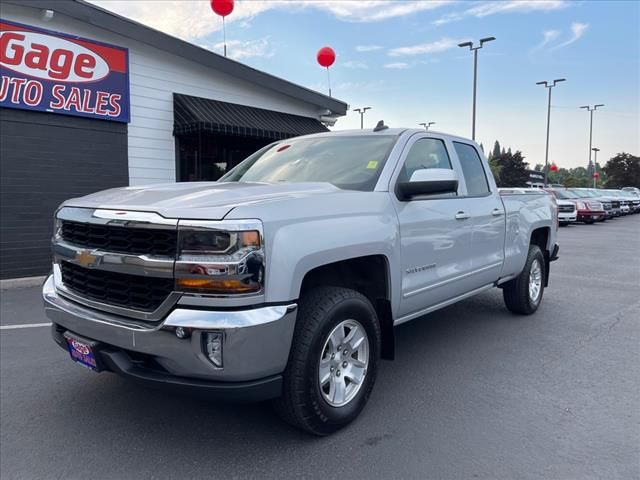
[453,142,490,196]
[399,138,451,182]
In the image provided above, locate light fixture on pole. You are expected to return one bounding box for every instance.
[353,107,371,129]
[580,104,605,176]
[592,147,600,188]
[419,122,436,131]
[536,78,566,186]
[458,36,495,140]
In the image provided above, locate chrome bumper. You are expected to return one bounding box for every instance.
[43,275,297,382]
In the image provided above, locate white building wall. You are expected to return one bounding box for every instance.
[3,4,323,185]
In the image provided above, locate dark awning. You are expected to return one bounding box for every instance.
[173,93,328,140]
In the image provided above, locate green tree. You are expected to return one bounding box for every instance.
[493,150,529,187]
[491,140,501,160]
[602,152,640,188]
[534,164,543,172]
[488,157,502,185]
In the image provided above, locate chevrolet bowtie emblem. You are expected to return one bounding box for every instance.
[76,250,98,268]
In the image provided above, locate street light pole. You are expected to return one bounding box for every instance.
[580,104,604,175]
[592,147,600,188]
[536,78,566,186]
[458,36,495,140]
[353,107,371,129]
[419,122,436,131]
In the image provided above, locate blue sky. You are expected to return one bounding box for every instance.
[93,1,639,169]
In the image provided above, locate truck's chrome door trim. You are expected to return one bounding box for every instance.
[403,262,502,298]
[395,283,494,325]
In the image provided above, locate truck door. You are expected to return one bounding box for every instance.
[391,135,476,318]
[451,141,505,286]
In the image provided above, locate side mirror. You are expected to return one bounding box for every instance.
[397,168,459,201]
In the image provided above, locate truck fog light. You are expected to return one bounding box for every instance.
[203,332,223,368]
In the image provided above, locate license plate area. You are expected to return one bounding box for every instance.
[64,332,102,372]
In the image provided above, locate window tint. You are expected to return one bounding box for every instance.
[453,142,490,196]
[399,138,451,182]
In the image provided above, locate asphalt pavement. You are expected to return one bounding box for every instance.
[1,216,639,479]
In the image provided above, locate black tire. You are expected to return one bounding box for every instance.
[585,220,595,224]
[503,245,546,315]
[274,286,381,435]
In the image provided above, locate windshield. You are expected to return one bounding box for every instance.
[552,189,578,199]
[568,189,591,198]
[220,135,398,191]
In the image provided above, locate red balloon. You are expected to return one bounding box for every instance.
[593,172,600,178]
[550,164,558,171]
[211,0,234,17]
[317,47,336,68]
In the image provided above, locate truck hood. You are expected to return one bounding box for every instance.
[62,181,343,220]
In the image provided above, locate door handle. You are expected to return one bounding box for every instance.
[455,211,470,220]
[491,208,504,216]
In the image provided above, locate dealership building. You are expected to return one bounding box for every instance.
[0,0,347,280]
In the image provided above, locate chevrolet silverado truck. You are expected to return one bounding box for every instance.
[43,125,559,435]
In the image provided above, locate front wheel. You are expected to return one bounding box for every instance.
[274,286,381,435]
[503,245,546,315]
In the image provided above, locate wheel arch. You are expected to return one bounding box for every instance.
[299,255,395,360]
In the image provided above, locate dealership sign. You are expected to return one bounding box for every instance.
[0,19,129,122]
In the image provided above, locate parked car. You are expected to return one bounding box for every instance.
[621,187,640,196]
[619,190,640,213]
[43,127,559,435]
[574,188,621,218]
[602,189,632,215]
[542,189,578,225]
[565,189,607,223]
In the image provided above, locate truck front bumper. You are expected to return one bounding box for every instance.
[43,275,297,401]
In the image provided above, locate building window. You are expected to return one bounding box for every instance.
[176,132,271,181]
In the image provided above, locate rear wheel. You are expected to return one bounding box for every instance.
[274,286,381,435]
[503,245,546,315]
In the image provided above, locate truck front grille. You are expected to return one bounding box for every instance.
[60,261,173,312]
[558,204,575,213]
[61,220,177,257]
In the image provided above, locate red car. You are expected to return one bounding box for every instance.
[545,189,606,224]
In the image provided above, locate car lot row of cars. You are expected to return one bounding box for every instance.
[545,187,640,226]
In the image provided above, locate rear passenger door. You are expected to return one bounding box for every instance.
[451,141,505,286]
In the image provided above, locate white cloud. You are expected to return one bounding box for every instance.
[533,23,589,51]
[434,0,569,26]
[533,29,560,50]
[89,1,454,41]
[555,22,589,48]
[388,38,458,57]
[384,62,411,69]
[209,37,274,60]
[343,60,369,69]
[466,0,569,17]
[319,0,453,22]
[356,45,383,52]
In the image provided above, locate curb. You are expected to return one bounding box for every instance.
[0,276,47,290]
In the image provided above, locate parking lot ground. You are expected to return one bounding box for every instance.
[1,216,639,480]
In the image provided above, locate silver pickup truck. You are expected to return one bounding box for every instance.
[43,125,559,435]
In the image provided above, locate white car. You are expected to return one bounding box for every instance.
[556,199,577,226]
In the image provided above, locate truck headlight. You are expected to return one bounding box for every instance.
[175,220,264,295]
[576,201,587,210]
